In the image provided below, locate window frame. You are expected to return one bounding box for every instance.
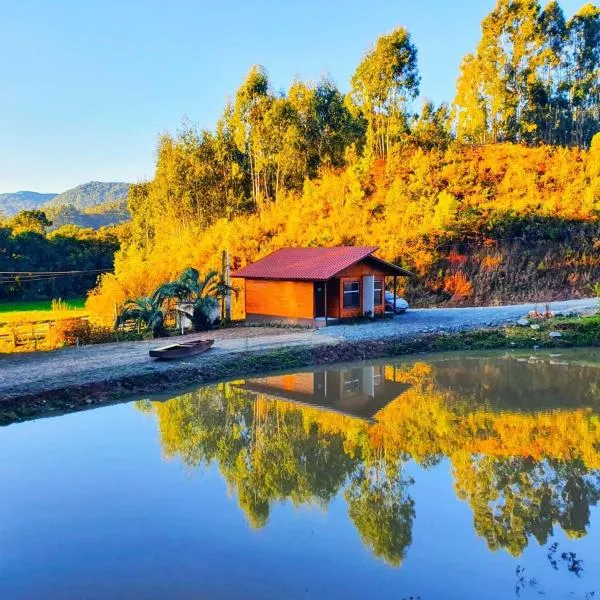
[342,368,362,393]
[342,280,360,309]
[374,278,383,305]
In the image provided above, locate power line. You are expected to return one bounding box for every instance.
[0,269,112,284]
[0,269,111,275]
[0,274,105,280]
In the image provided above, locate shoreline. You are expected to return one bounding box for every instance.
[1,313,598,427]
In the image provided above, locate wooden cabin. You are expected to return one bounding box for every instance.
[232,246,412,326]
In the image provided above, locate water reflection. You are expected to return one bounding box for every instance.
[138,350,600,567]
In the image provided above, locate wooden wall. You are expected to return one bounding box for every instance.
[245,279,314,319]
[334,261,387,318]
[251,373,315,395]
[326,279,340,317]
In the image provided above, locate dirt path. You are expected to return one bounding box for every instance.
[0,326,332,402]
[0,298,596,404]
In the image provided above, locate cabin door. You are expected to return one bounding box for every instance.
[314,282,326,318]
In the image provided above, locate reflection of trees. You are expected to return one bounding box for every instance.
[453,454,600,556]
[346,463,415,566]
[149,383,414,563]
[143,356,600,562]
[430,354,600,412]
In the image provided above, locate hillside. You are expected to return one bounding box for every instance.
[45,181,130,210]
[87,141,600,319]
[0,191,57,216]
[46,199,130,230]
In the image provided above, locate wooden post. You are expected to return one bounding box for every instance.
[222,249,231,321]
[393,275,397,313]
[324,281,328,327]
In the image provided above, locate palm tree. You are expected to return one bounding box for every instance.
[115,296,166,337]
[153,267,235,332]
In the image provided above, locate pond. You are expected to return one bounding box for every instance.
[2,348,600,599]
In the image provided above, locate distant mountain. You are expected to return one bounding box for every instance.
[45,181,130,210]
[0,191,58,216]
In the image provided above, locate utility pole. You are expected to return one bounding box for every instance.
[222,249,231,321]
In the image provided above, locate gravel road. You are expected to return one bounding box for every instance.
[321,297,598,341]
[0,297,596,403]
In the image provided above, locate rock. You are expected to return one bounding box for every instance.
[85,399,93,404]
[549,331,562,338]
[530,324,540,330]
[517,318,529,326]
[533,345,540,350]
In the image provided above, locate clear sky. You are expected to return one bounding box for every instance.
[0,0,583,192]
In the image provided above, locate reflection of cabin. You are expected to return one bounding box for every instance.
[236,365,411,421]
[232,246,411,327]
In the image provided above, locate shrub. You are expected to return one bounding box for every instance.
[48,318,115,347]
[443,272,472,302]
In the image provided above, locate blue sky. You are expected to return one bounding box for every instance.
[0,0,583,192]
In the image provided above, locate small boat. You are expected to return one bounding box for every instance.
[149,338,214,360]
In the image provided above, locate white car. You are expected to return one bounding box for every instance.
[384,291,409,314]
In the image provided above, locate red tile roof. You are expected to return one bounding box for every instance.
[232,246,411,280]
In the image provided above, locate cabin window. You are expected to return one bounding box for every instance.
[374,279,383,305]
[343,369,362,393]
[343,281,360,308]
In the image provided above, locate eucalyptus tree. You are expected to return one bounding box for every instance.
[566,3,600,147]
[350,27,420,158]
[230,65,275,209]
[454,0,599,147]
[454,0,543,144]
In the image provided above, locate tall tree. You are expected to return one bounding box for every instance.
[530,0,568,145]
[565,3,600,147]
[455,0,543,144]
[350,27,420,158]
[285,77,364,185]
[454,0,599,147]
[230,65,274,209]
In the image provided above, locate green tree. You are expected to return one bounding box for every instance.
[350,27,420,158]
[454,0,543,144]
[531,0,568,145]
[454,0,599,147]
[230,65,275,208]
[565,3,600,147]
[9,210,52,235]
[410,100,453,150]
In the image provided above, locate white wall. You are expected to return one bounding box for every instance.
[362,274,374,316]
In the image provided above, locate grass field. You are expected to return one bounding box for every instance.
[0,298,90,352]
[0,298,88,330]
[0,298,86,313]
